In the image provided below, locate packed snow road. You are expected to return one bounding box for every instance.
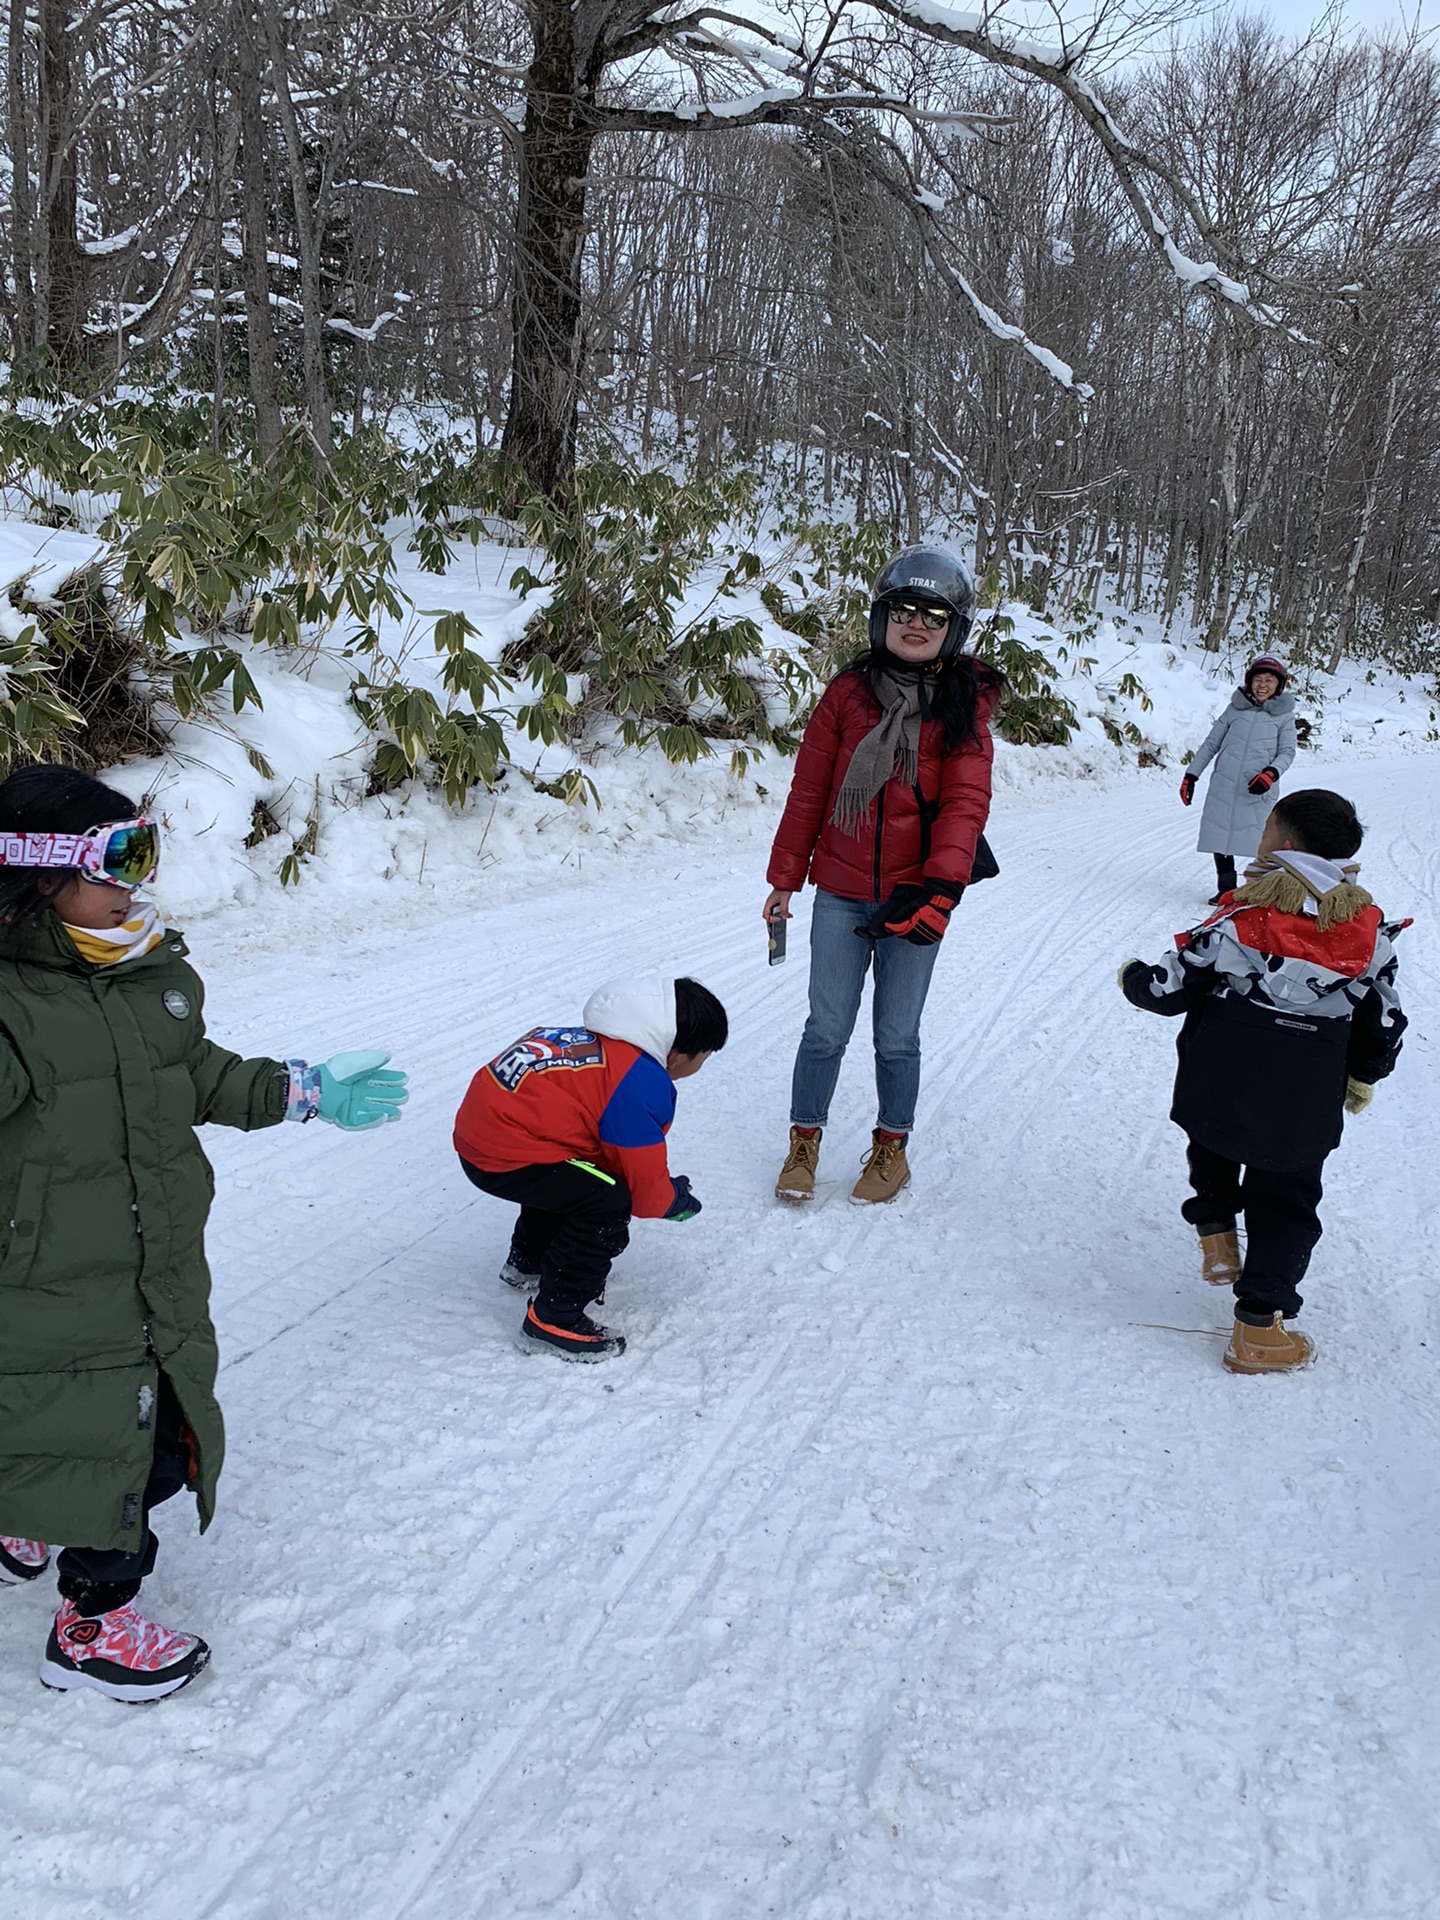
[5,756,1437,1920]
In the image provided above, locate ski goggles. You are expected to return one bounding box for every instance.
[0,818,160,889]
[885,600,952,632]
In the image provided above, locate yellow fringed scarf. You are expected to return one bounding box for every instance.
[1232,852,1372,931]
[62,900,165,966]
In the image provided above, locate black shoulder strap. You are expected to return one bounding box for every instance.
[909,780,999,883]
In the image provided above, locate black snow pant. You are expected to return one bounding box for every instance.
[461,1156,631,1322]
[56,1373,190,1615]
[1213,852,1238,894]
[1182,1138,1325,1323]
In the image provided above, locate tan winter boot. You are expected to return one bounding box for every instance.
[1223,1314,1315,1375]
[776,1127,822,1202]
[1199,1229,1241,1286]
[851,1130,911,1204]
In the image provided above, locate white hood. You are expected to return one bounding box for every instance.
[583,974,676,1065]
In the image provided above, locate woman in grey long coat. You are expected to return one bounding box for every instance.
[1180,654,1297,901]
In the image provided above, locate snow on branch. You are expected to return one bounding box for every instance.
[869,0,1287,331]
[822,111,1095,400]
[81,223,143,258]
[935,256,1091,394]
[327,312,405,343]
[670,84,802,122]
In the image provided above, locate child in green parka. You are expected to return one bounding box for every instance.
[0,766,408,1702]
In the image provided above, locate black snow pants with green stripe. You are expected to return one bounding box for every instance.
[460,1157,631,1321]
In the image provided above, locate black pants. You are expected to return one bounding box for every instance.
[1213,853,1238,894]
[461,1157,631,1321]
[1182,1139,1324,1322]
[56,1374,190,1610]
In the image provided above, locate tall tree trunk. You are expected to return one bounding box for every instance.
[36,0,87,368]
[260,0,334,462]
[234,8,283,456]
[6,0,35,346]
[1327,368,1400,673]
[500,0,596,499]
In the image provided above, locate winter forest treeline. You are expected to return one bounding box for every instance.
[4,1,1440,677]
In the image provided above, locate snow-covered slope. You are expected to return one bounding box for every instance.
[3,753,1435,1919]
[7,501,1433,927]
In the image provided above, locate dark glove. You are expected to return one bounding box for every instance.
[864,879,962,946]
[1344,1079,1373,1116]
[1180,774,1196,807]
[1247,767,1278,796]
[664,1175,702,1221]
[856,885,924,940]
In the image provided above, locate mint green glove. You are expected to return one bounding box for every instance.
[317,1050,408,1129]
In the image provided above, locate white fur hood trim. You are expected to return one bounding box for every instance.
[583,974,676,1064]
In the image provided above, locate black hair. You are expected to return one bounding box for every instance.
[838,651,1005,756]
[0,763,138,924]
[1269,788,1364,861]
[674,976,728,1056]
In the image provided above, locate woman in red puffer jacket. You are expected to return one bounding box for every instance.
[764,546,1002,1206]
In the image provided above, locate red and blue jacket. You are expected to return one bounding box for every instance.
[454,1026,678,1217]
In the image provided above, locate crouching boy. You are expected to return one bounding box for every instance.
[454,975,727,1360]
[1120,790,1407,1374]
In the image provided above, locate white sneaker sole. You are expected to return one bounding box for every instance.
[40,1649,210,1703]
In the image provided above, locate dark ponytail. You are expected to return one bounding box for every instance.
[837,652,1004,756]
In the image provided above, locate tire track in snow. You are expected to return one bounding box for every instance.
[189,1143,900,1920]
[14,759,1438,1920]
[191,1333,809,1920]
[379,1340,841,1918]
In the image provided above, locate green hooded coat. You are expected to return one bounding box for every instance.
[0,913,285,1551]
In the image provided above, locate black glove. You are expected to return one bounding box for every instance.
[879,880,963,946]
[664,1175,702,1221]
[855,885,926,940]
[1180,774,1196,807]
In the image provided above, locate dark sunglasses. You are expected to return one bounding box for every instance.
[886,601,951,632]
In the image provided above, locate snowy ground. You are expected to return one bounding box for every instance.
[4,752,1438,1920]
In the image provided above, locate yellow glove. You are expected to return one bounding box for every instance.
[1344,1078,1373,1116]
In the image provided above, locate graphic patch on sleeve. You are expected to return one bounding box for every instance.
[488,1027,605,1092]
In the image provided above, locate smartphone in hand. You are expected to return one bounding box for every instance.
[767,912,787,966]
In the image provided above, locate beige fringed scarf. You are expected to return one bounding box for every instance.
[1233,851,1372,931]
[831,666,925,837]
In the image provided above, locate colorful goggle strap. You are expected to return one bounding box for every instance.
[0,819,159,886]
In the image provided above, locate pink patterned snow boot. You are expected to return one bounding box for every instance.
[41,1597,211,1702]
[0,1537,50,1584]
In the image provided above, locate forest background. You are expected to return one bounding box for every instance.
[2,0,1438,817]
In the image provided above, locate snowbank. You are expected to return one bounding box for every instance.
[2,509,1434,949]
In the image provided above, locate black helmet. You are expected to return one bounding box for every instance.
[868,546,976,662]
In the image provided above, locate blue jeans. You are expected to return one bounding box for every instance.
[789,889,942,1135]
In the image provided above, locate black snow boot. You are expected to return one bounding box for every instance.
[499,1242,543,1291]
[516,1301,626,1362]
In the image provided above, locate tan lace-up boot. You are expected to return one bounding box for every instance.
[776,1127,822,1202]
[851,1130,911,1204]
[1199,1229,1241,1286]
[1223,1314,1315,1375]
